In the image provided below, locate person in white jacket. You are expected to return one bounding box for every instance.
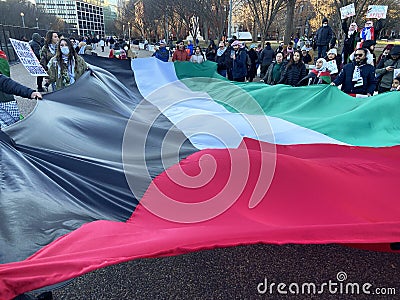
[190,46,205,64]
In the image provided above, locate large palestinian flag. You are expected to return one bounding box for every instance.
[1,56,400,298]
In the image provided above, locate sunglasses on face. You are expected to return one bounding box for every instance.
[355,53,364,57]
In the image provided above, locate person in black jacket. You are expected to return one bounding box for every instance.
[341,19,359,64]
[259,42,275,78]
[278,50,307,86]
[331,48,377,96]
[0,74,42,102]
[215,41,229,78]
[29,33,45,92]
[0,74,42,128]
[315,17,335,59]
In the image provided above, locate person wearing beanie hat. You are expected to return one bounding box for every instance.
[324,48,341,80]
[315,17,334,59]
[375,45,400,93]
[29,33,45,92]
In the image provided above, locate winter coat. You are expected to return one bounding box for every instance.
[190,53,205,64]
[278,61,307,86]
[40,44,56,71]
[172,49,190,62]
[263,61,287,85]
[29,33,43,60]
[341,20,359,56]
[205,46,217,61]
[154,47,169,62]
[215,49,229,71]
[0,74,33,103]
[259,45,275,66]
[375,58,400,89]
[315,25,334,47]
[232,48,248,79]
[333,62,377,95]
[47,55,87,91]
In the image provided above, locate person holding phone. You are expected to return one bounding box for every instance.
[375,45,400,94]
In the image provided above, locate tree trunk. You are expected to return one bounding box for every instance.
[284,0,295,45]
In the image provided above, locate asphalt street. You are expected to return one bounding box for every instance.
[8,45,400,300]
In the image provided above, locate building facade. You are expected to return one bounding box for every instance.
[35,0,105,37]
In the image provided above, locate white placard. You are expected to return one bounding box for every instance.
[326,60,338,75]
[394,69,400,79]
[366,5,388,19]
[340,3,356,19]
[9,38,48,76]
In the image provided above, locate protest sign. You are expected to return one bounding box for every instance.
[9,38,48,76]
[394,69,400,79]
[366,5,388,19]
[340,3,356,19]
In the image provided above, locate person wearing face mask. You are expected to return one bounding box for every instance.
[315,17,334,59]
[278,50,307,86]
[298,58,331,86]
[47,38,88,91]
[341,18,359,64]
[172,40,190,62]
[331,48,377,97]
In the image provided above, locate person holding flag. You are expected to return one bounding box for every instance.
[298,58,331,85]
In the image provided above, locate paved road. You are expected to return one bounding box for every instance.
[8,46,400,300]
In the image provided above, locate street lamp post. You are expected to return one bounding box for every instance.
[228,0,232,38]
[122,24,125,39]
[20,12,25,27]
[36,18,39,29]
[128,22,131,42]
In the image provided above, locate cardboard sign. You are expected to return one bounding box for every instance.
[394,69,400,79]
[9,38,48,76]
[326,60,338,75]
[340,3,356,19]
[366,5,388,19]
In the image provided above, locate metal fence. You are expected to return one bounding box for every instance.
[0,24,47,63]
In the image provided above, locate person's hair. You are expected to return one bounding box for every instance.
[394,76,400,83]
[195,46,204,58]
[44,31,58,47]
[286,50,303,68]
[55,38,78,72]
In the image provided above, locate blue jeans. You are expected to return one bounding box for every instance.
[218,69,227,78]
[317,45,328,59]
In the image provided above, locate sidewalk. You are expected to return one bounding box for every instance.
[10,44,152,117]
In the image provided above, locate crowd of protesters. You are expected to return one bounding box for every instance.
[150,16,399,96]
[1,19,399,129]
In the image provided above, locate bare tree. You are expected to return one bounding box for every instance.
[245,0,286,46]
